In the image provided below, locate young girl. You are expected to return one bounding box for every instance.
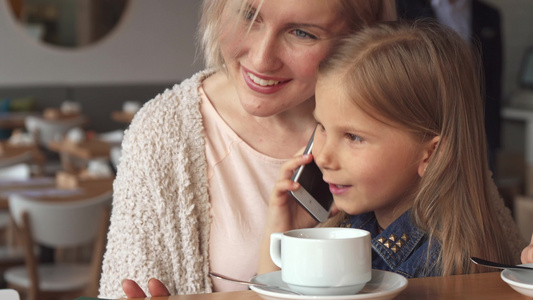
[259,21,522,277]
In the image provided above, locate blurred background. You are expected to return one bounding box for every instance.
[0,0,532,299]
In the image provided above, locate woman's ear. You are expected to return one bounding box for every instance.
[418,136,440,177]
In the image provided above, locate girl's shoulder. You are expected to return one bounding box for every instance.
[346,211,442,278]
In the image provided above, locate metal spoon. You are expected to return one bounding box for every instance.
[470,257,533,271]
[209,272,302,295]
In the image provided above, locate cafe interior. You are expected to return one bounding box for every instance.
[0,0,532,300]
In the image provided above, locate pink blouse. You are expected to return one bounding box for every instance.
[199,87,285,292]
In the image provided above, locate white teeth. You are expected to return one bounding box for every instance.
[247,72,280,86]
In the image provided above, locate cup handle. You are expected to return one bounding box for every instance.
[270,233,283,268]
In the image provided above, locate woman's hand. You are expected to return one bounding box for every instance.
[122,278,170,298]
[521,234,533,264]
[258,154,320,274]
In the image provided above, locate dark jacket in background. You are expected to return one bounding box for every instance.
[396,0,503,171]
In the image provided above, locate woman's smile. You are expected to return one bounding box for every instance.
[241,67,289,94]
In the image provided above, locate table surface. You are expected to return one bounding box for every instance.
[0,112,39,129]
[111,111,135,124]
[123,271,531,300]
[0,176,113,209]
[0,141,43,162]
[47,138,112,159]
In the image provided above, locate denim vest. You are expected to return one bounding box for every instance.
[342,210,441,278]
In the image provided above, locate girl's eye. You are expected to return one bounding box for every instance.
[292,29,317,40]
[346,133,363,143]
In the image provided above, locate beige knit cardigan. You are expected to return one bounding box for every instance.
[99,70,214,298]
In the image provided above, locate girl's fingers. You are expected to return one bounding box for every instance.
[279,154,314,180]
[270,179,299,206]
[275,179,300,193]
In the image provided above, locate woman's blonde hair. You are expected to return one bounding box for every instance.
[318,21,515,275]
[197,0,397,70]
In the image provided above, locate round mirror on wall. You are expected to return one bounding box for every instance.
[7,0,129,49]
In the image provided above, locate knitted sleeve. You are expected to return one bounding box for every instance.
[98,71,212,298]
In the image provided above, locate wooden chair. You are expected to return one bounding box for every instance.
[4,193,111,300]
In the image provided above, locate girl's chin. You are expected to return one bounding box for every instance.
[334,201,366,216]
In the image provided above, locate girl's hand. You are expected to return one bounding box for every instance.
[258,154,319,274]
[521,234,533,264]
[122,278,170,298]
[266,154,319,232]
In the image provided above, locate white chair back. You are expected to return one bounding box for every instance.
[0,289,20,300]
[8,192,112,248]
[0,163,31,180]
[25,115,86,147]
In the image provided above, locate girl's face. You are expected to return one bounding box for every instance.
[313,75,429,227]
[219,0,348,117]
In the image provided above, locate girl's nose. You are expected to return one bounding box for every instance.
[249,31,283,72]
[313,135,337,171]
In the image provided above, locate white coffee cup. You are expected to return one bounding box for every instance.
[270,227,371,295]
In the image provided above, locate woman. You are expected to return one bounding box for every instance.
[98,0,396,298]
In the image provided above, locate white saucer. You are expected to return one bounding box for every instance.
[500,263,533,297]
[250,270,407,300]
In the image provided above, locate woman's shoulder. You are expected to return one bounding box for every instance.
[126,70,215,133]
[140,70,214,115]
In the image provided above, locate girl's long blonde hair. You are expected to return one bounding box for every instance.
[319,21,515,275]
[198,0,397,70]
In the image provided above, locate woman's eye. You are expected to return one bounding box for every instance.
[292,29,317,40]
[241,8,256,21]
[346,133,362,142]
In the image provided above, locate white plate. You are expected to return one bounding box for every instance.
[500,263,533,297]
[250,270,408,300]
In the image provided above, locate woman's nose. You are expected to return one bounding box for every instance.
[249,31,283,72]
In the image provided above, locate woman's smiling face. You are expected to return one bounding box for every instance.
[312,74,428,227]
[218,0,348,117]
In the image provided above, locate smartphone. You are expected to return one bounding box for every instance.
[288,128,334,222]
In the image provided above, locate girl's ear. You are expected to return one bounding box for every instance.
[418,135,440,177]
